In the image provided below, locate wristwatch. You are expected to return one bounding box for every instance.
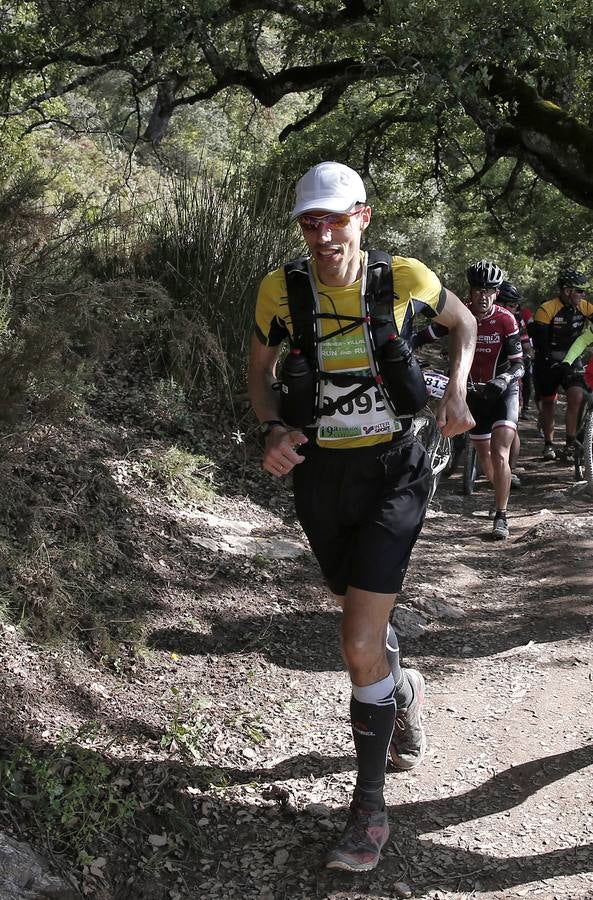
[259,419,285,436]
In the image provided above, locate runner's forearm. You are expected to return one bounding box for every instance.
[247,335,284,424]
[432,289,476,392]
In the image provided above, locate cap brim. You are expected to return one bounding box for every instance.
[289,198,362,220]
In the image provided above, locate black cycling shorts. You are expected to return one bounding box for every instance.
[533,355,585,400]
[467,384,519,439]
[292,432,430,596]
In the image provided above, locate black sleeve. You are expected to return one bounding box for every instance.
[254,317,289,347]
[530,321,550,355]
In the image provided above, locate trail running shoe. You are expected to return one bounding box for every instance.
[542,444,556,461]
[389,668,427,770]
[326,802,389,872]
[510,473,522,488]
[492,513,509,540]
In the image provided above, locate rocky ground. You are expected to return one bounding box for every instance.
[0,390,592,900]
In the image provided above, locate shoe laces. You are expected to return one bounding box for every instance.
[348,803,382,838]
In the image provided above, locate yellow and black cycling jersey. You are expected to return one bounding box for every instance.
[533,296,593,356]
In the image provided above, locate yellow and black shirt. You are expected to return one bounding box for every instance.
[254,252,445,448]
[533,296,593,356]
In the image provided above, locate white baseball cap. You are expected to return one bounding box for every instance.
[290,161,367,219]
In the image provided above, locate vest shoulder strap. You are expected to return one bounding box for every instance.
[284,251,397,360]
[284,257,315,360]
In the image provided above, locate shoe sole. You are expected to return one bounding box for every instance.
[326,856,383,872]
[389,669,427,771]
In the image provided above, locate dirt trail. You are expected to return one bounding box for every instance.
[180,415,593,900]
[1,412,592,900]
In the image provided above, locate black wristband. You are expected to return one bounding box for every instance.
[259,419,285,436]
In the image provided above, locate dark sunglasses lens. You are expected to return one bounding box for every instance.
[298,217,319,230]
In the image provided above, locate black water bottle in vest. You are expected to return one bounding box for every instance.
[279,348,316,427]
[377,334,428,415]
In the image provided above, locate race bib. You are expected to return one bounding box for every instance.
[423,370,449,399]
[317,370,402,441]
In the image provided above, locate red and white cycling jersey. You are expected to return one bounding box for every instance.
[471,304,523,384]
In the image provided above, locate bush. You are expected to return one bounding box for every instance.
[81,162,301,406]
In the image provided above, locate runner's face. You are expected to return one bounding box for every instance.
[299,206,371,286]
[469,287,498,319]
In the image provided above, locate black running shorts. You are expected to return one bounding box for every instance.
[292,432,430,596]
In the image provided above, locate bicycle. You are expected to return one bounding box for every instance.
[462,433,479,496]
[573,384,593,496]
[413,370,453,503]
[460,380,485,496]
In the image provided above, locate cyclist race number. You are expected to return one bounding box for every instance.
[423,370,449,400]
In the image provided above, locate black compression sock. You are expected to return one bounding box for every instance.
[350,676,396,809]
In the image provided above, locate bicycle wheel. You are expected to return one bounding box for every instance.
[413,412,441,502]
[443,433,465,478]
[462,437,478,495]
[583,409,593,497]
[574,396,589,482]
[428,431,452,502]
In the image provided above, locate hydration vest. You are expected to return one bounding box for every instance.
[282,250,427,423]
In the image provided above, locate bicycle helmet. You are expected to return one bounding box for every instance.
[557,267,588,290]
[498,280,522,306]
[467,259,504,288]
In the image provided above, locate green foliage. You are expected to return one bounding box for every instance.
[160,688,212,761]
[0,737,138,861]
[141,445,217,502]
[82,161,299,405]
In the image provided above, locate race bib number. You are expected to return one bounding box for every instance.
[317,374,402,441]
[423,370,449,399]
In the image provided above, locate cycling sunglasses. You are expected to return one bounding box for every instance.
[297,209,361,232]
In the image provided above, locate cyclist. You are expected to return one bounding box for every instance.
[532,267,593,460]
[414,262,524,536]
[497,280,533,487]
[248,161,476,872]
[497,280,533,420]
[464,261,525,539]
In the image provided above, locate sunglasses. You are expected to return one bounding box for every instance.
[297,209,361,232]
